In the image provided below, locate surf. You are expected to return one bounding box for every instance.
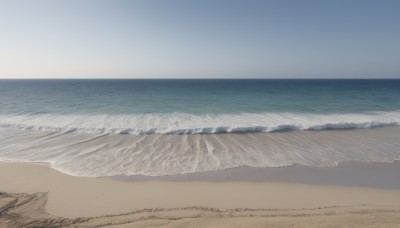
[0,111,399,135]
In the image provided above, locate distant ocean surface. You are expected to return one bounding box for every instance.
[0,79,399,177]
[1,79,400,134]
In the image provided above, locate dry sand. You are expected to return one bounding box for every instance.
[1,162,400,227]
[2,192,400,228]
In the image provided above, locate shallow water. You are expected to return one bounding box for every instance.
[1,79,399,176]
[0,127,399,177]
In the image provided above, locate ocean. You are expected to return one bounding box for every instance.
[0,79,399,176]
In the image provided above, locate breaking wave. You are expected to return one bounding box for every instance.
[0,111,399,135]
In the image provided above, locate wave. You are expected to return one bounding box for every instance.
[0,123,400,177]
[0,111,399,135]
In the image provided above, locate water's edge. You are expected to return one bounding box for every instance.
[111,160,400,189]
[0,126,399,177]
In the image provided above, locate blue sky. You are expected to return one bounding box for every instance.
[0,0,399,78]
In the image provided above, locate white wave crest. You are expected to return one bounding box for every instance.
[0,111,399,135]
[0,124,399,177]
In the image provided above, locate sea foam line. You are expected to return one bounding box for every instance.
[0,123,400,177]
[0,111,399,135]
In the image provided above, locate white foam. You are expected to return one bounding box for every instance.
[0,111,399,134]
[0,126,399,177]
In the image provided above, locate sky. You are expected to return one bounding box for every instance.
[0,0,399,79]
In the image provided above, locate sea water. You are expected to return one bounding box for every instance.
[0,79,399,176]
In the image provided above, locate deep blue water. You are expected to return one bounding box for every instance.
[0,79,399,115]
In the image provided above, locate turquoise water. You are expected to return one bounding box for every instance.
[0,79,399,134]
[0,79,400,176]
[1,79,399,115]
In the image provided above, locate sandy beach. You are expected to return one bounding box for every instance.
[1,162,400,227]
[2,0,400,226]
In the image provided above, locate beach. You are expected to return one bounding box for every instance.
[1,80,400,227]
[1,161,400,227]
[2,0,400,225]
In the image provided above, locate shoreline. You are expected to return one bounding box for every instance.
[2,162,400,218]
[1,126,400,177]
[2,159,400,189]
[111,160,400,189]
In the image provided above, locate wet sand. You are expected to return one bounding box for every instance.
[114,160,400,189]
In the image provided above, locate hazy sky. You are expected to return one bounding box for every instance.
[1,0,399,79]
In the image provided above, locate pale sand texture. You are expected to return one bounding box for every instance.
[2,192,400,228]
[1,162,400,227]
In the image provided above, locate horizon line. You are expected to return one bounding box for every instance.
[0,77,399,80]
